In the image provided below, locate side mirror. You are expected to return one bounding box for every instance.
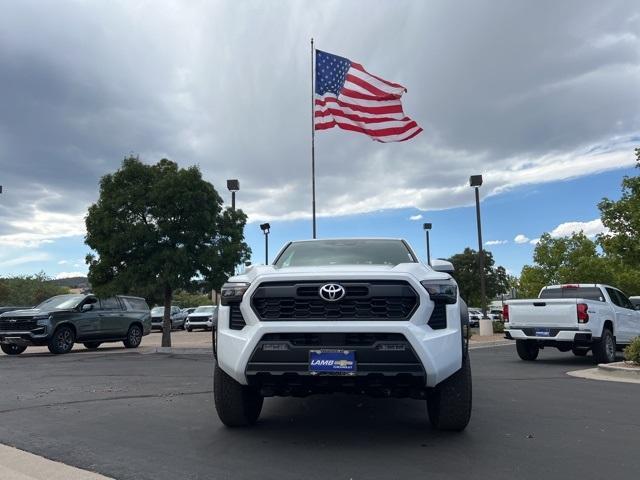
[431,259,455,274]
[81,304,93,312]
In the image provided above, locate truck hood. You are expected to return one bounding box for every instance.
[0,307,73,318]
[228,262,451,283]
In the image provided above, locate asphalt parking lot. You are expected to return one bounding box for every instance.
[1,345,639,480]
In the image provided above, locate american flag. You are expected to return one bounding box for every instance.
[314,50,423,143]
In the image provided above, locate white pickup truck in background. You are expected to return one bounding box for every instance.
[504,284,640,363]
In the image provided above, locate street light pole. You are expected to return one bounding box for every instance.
[227,179,239,211]
[469,174,492,335]
[422,222,432,266]
[260,223,270,265]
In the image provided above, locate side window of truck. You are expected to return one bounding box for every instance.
[605,288,624,308]
[100,297,122,311]
[615,290,635,310]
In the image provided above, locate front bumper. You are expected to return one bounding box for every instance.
[0,327,49,346]
[217,304,463,389]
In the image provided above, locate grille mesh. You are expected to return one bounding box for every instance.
[0,318,37,331]
[251,281,418,321]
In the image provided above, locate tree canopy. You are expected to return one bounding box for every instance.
[85,157,250,346]
[448,248,510,308]
[0,273,68,307]
[519,149,640,297]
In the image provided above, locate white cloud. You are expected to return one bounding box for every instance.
[0,253,50,268]
[549,218,608,238]
[485,240,508,246]
[57,260,68,265]
[409,214,423,221]
[514,234,530,244]
[529,238,540,245]
[55,271,87,279]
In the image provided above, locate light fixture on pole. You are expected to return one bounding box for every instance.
[260,223,271,265]
[422,222,432,266]
[227,179,240,211]
[469,174,492,335]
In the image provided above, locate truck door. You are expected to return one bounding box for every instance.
[605,288,633,344]
[98,297,126,338]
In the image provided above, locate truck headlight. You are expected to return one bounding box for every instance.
[221,282,251,305]
[34,315,52,326]
[421,281,458,304]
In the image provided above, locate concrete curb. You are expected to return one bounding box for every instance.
[469,340,513,350]
[145,347,212,355]
[0,444,113,480]
[567,364,640,385]
[597,362,640,377]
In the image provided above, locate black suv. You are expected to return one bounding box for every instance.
[0,294,151,355]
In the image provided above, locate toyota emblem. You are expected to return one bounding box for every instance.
[319,284,346,302]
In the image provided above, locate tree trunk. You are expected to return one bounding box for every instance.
[162,285,172,347]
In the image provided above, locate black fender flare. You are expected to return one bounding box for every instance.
[459,298,469,360]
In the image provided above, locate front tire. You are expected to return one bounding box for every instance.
[47,325,75,354]
[516,340,539,361]
[593,328,616,364]
[426,355,472,431]
[1,344,27,355]
[214,363,263,427]
[123,324,143,348]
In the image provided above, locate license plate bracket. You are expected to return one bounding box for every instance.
[535,328,550,337]
[309,349,356,375]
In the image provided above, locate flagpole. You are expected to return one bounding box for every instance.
[311,37,317,239]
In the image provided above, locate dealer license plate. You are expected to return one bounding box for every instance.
[309,350,356,375]
[535,328,550,337]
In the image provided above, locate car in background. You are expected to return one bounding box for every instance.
[490,309,503,321]
[468,309,481,328]
[183,307,197,316]
[631,296,640,309]
[0,294,151,355]
[185,305,218,331]
[150,305,187,330]
[505,284,640,363]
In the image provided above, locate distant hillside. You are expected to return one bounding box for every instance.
[49,277,90,289]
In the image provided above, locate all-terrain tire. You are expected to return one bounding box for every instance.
[83,342,101,350]
[1,344,27,355]
[187,327,192,332]
[516,340,539,361]
[572,347,588,357]
[47,325,75,354]
[123,324,143,348]
[592,328,616,364]
[426,355,472,431]
[214,363,263,427]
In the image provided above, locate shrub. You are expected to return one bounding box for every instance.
[492,321,504,334]
[624,337,640,364]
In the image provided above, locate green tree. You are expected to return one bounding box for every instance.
[85,157,250,347]
[448,248,510,308]
[598,148,640,266]
[518,232,617,296]
[0,273,68,306]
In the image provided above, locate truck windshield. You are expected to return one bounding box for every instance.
[274,239,417,267]
[36,295,86,310]
[539,287,604,302]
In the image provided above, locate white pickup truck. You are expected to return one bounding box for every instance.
[504,284,640,363]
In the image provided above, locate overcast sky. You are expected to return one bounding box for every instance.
[0,0,639,277]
